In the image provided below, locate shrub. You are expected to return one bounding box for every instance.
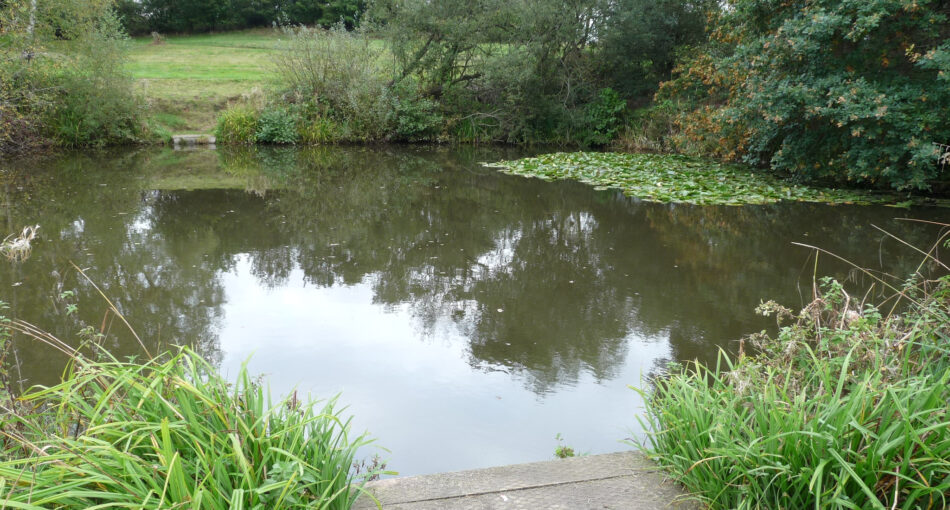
[659,0,950,190]
[391,81,442,141]
[582,88,626,146]
[273,24,395,141]
[256,107,299,144]
[0,103,47,155]
[0,345,384,509]
[0,5,144,152]
[215,106,259,144]
[638,246,950,508]
[41,9,142,148]
[298,116,346,144]
[50,68,142,148]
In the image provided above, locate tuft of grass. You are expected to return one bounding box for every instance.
[0,225,39,262]
[0,342,385,509]
[634,227,950,509]
[216,106,259,144]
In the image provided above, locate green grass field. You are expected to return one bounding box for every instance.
[128,29,282,133]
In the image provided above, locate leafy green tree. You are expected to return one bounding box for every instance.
[316,0,364,28]
[112,0,366,35]
[661,0,950,189]
[594,0,715,98]
[374,0,609,142]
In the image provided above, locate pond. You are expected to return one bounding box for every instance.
[0,146,945,476]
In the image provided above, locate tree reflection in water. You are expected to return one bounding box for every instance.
[0,146,943,396]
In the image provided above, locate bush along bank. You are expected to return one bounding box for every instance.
[635,232,950,509]
[0,325,386,509]
[213,23,624,147]
[1,3,149,156]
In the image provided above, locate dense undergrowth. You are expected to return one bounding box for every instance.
[0,2,147,156]
[0,323,383,509]
[638,228,950,509]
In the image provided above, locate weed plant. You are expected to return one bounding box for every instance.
[0,325,383,508]
[636,226,950,509]
[255,107,299,144]
[216,107,259,144]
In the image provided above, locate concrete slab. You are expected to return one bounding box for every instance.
[352,451,700,510]
[171,134,216,149]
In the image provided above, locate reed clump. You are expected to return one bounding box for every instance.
[637,228,950,509]
[0,225,39,263]
[0,340,382,509]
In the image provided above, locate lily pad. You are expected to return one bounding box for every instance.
[484,152,931,206]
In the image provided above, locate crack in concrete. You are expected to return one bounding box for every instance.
[370,473,633,505]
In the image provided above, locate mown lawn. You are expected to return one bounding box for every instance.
[128,29,283,132]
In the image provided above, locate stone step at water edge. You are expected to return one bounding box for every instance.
[171,134,216,146]
[352,451,701,510]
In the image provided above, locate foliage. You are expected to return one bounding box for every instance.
[485,152,930,205]
[659,0,950,190]
[553,433,576,459]
[613,101,684,153]
[390,81,442,141]
[582,88,627,146]
[48,10,143,148]
[374,0,603,143]
[594,0,715,98]
[636,263,950,508]
[298,116,346,144]
[0,344,383,509]
[114,0,366,35]
[369,0,718,145]
[273,24,395,142]
[216,106,259,144]
[138,2,721,147]
[0,0,144,154]
[256,107,299,144]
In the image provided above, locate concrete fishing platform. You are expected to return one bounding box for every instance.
[352,451,699,510]
[171,134,216,148]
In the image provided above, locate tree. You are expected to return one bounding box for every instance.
[660,0,950,189]
[0,0,142,154]
[374,0,610,142]
[594,0,715,98]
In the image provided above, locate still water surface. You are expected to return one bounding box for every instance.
[0,146,945,475]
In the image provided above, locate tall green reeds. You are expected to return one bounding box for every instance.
[0,341,381,509]
[636,227,950,509]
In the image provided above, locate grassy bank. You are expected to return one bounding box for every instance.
[0,330,384,508]
[636,231,950,508]
[129,30,282,134]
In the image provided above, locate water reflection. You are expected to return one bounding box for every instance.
[0,146,944,474]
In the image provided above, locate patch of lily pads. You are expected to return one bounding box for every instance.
[485,152,943,207]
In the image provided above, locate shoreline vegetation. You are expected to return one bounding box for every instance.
[2,0,948,192]
[0,322,388,509]
[636,225,950,508]
[2,0,950,507]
